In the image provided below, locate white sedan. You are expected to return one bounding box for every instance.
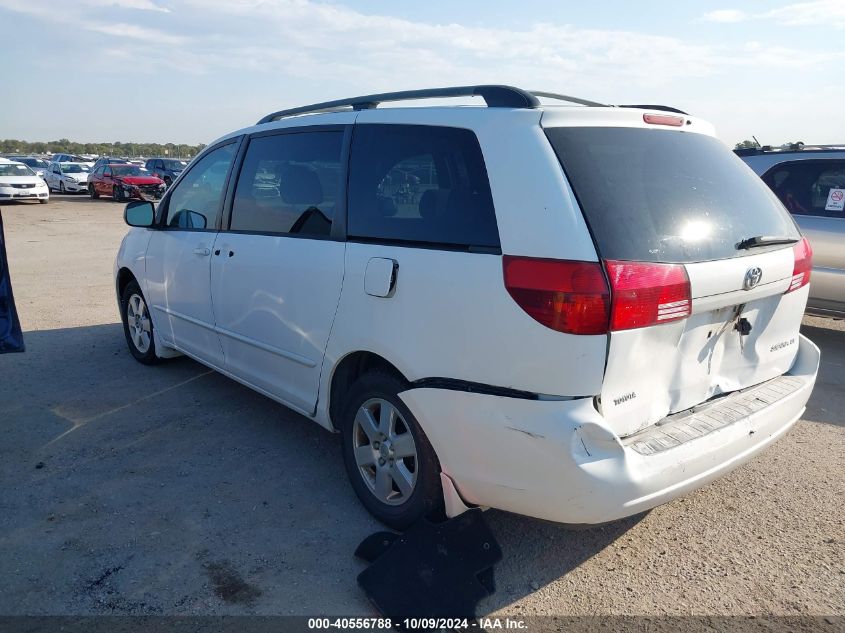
[0,159,49,204]
[44,161,91,194]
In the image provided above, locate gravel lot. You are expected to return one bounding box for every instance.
[1,196,843,618]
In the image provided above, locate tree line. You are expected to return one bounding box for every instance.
[0,138,206,159]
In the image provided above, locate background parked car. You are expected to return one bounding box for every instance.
[91,157,130,172]
[50,153,88,164]
[144,157,188,186]
[44,161,91,194]
[89,163,165,202]
[739,144,845,318]
[6,156,48,180]
[0,158,49,204]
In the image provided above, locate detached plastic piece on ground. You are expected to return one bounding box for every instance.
[0,210,25,354]
[355,508,502,621]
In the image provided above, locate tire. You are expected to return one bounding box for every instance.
[164,176,172,187]
[113,185,123,202]
[59,181,66,194]
[340,371,443,529]
[120,280,159,365]
[89,184,99,199]
[39,198,48,204]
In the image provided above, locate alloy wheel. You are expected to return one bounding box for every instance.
[352,398,418,506]
[126,293,151,353]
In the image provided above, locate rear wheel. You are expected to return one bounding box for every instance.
[120,280,159,365]
[89,184,99,199]
[341,371,442,529]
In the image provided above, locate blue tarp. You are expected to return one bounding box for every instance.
[0,210,24,353]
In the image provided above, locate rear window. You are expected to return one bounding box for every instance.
[545,127,800,263]
[348,124,499,250]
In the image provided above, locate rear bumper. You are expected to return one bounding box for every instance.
[399,334,820,524]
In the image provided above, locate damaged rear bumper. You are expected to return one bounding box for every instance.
[399,334,819,525]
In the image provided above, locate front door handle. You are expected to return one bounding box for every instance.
[193,247,210,257]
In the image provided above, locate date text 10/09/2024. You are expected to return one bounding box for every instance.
[307,618,528,629]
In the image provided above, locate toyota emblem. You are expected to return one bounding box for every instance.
[743,267,763,290]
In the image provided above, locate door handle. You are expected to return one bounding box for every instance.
[193,247,210,256]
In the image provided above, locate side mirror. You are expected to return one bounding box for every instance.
[124,200,155,228]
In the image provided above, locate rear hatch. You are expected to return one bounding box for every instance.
[544,119,809,437]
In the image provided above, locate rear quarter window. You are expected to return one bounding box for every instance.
[545,127,800,263]
[347,124,499,250]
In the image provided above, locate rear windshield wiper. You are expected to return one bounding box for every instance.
[736,235,799,250]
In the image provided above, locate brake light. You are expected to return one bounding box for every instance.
[502,256,610,335]
[643,113,684,127]
[605,261,691,331]
[787,237,812,293]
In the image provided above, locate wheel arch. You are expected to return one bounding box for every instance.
[327,351,410,432]
[116,266,137,301]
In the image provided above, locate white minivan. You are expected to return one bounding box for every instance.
[115,86,819,528]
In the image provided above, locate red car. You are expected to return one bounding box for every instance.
[88,163,166,202]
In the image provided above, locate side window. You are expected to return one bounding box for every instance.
[104,167,112,177]
[164,143,237,230]
[347,124,499,249]
[229,131,343,237]
[763,160,845,218]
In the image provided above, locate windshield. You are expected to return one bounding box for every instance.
[545,127,801,263]
[19,158,47,169]
[61,163,90,173]
[0,164,35,176]
[112,165,148,177]
[163,159,187,170]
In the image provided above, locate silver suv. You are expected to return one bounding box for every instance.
[739,145,845,318]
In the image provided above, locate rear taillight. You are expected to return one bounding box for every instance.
[605,261,691,331]
[502,256,610,335]
[787,237,812,293]
[503,257,692,334]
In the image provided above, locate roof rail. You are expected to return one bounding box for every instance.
[529,91,607,107]
[617,104,689,115]
[257,85,542,124]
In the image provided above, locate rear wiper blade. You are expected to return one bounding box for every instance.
[736,235,800,250]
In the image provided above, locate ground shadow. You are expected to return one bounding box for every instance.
[0,323,637,615]
[799,319,844,428]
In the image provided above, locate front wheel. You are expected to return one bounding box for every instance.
[113,185,123,202]
[89,184,99,199]
[341,371,443,529]
[59,181,66,194]
[120,280,159,365]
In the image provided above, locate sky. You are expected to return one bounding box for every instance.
[1,0,844,147]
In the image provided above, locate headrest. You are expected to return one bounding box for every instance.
[419,189,451,218]
[278,164,323,205]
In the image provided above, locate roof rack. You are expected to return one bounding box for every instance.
[617,104,689,115]
[257,85,543,124]
[257,85,615,124]
[529,91,607,107]
[256,85,686,124]
[734,143,845,156]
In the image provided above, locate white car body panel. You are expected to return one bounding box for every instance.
[144,231,223,367]
[400,333,818,524]
[209,233,346,414]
